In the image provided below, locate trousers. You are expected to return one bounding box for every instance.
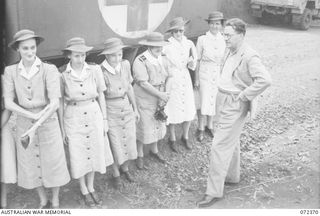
[205,90,249,197]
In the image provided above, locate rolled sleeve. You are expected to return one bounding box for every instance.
[132,58,149,84]
[95,66,107,92]
[196,36,204,61]
[45,64,61,100]
[123,60,133,84]
[3,67,16,100]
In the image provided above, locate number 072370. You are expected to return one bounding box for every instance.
[300,210,319,215]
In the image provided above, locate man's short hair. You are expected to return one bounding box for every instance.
[225,18,247,35]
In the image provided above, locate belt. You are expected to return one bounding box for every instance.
[67,98,95,106]
[218,88,241,95]
[23,105,47,112]
[105,94,127,101]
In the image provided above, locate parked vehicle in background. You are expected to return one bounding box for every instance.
[250,0,320,30]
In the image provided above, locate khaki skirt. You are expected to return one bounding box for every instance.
[106,95,137,165]
[16,111,70,189]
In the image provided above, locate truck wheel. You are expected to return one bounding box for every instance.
[259,11,272,25]
[293,8,312,30]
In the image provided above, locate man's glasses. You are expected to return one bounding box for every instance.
[223,33,239,39]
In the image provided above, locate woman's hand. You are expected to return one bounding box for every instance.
[194,79,200,90]
[61,130,69,145]
[187,60,195,69]
[159,92,170,103]
[134,109,140,122]
[103,119,109,136]
[31,106,50,120]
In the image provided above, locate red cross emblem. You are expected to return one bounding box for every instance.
[98,0,174,38]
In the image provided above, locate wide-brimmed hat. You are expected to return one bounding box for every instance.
[8,29,44,50]
[166,17,190,33]
[62,37,93,53]
[205,11,225,22]
[99,38,128,55]
[138,32,170,47]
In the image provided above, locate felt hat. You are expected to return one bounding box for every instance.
[8,29,44,50]
[138,32,170,47]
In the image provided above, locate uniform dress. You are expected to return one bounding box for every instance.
[100,59,137,165]
[60,62,113,179]
[2,57,70,189]
[196,31,226,116]
[1,98,17,184]
[163,36,197,124]
[133,50,172,145]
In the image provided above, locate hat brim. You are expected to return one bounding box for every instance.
[9,35,44,50]
[205,18,226,22]
[138,40,170,47]
[98,45,129,55]
[62,45,93,53]
[165,20,190,33]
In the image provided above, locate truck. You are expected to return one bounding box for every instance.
[250,0,320,30]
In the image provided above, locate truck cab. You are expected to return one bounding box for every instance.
[250,0,320,30]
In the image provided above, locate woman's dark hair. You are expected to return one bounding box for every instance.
[62,50,71,57]
[225,18,247,35]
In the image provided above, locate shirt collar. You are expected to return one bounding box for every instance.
[206,31,223,40]
[67,62,90,80]
[18,57,41,80]
[102,60,121,75]
[143,50,163,66]
[168,35,188,45]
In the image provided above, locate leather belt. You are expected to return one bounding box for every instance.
[67,98,95,106]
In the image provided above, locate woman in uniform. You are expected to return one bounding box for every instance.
[194,11,226,142]
[132,32,172,169]
[99,38,139,188]
[59,37,112,207]
[163,17,198,152]
[3,29,70,209]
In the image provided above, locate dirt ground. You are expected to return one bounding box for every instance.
[5,22,320,209]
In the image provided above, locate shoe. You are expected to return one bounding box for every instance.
[197,195,220,208]
[169,140,179,153]
[113,176,122,190]
[197,130,204,142]
[39,201,51,209]
[122,170,135,183]
[81,193,96,207]
[90,191,102,205]
[181,136,192,150]
[205,127,214,138]
[149,151,166,164]
[136,157,144,170]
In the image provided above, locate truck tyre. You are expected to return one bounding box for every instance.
[293,8,312,30]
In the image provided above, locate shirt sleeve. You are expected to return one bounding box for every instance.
[45,64,62,100]
[196,36,203,61]
[3,66,16,100]
[123,60,133,84]
[59,73,66,98]
[132,57,149,84]
[95,65,107,93]
[188,40,198,70]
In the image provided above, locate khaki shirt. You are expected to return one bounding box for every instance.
[3,61,61,109]
[101,60,133,99]
[60,63,106,102]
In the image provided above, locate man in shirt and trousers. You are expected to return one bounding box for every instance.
[197,18,272,207]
